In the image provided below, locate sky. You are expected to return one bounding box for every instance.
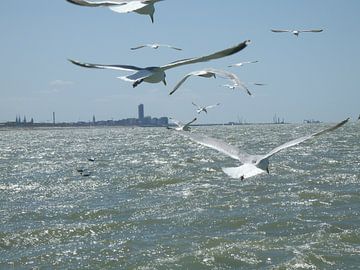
[0,0,359,124]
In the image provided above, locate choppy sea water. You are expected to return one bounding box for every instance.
[0,123,359,269]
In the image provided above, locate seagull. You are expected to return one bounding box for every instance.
[181,118,349,180]
[222,81,265,90]
[271,29,323,37]
[168,117,197,131]
[69,40,250,88]
[169,68,252,96]
[131,43,182,51]
[88,157,95,162]
[192,102,220,114]
[228,60,258,67]
[66,0,164,23]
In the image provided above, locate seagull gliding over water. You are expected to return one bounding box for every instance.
[192,102,220,114]
[66,0,164,23]
[182,118,349,180]
[69,40,250,88]
[168,118,197,131]
[169,68,252,96]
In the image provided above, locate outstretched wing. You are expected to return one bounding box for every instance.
[66,0,124,7]
[228,60,258,67]
[271,29,291,33]
[261,118,349,160]
[299,29,323,33]
[207,69,252,96]
[161,40,250,71]
[162,44,182,51]
[130,45,147,50]
[109,1,148,13]
[169,70,210,95]
[182,132,252,163]
[183,118,197,130]
[191,102,200,109]
[169,117,182,127]
[205,103,220,109]
[118,69,155,82]
[69,59,142,72]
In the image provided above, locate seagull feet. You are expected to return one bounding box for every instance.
[133,79,144,88]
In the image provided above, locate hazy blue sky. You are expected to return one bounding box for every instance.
[0,0,359,124]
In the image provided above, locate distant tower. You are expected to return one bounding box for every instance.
[53,112,55,125]
[23,116,27,123]
[138,104,144,121]
[93,115,96,124]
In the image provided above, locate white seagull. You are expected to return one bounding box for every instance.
[192,102,220,114]
[131,43,182,51]
[222,82,265,90]
[169,68,252,96]
[69,40,250,88]
[182,118,349,180]
[228,60,258,67]
[168,118,197,131]
[271,29,323,37]
[66,0,164,23]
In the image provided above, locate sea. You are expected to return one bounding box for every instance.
[0,123,359,269]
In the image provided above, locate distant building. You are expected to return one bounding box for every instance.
[93,115,96,124]
[138,104,144,121]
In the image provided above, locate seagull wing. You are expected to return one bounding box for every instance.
[66,0,125,7]
[191,102,200,109]
[162,44,182,51]
[229,60,258,67]
[299,29,323,33]
[271,29,291,33]
[169,117,182,127]
[261,118,349,161]
[208,69,252,96]
[130,45,147,50]
[118,69,155,82]
[161,40,250,71]
[69,59,142,72]
[169,70,210,95]
[205,103,220,109]
[183,118,197,130]
[183,132,252,163]
[109,1,147,13]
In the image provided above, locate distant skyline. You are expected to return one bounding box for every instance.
[1,0,359,124]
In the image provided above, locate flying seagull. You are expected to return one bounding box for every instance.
[66,0,164,23]
[271,29,323,37]
[192,102,220,114]
[222,81,265,90]
[228,60,258,68]
[169,68,252,96]
[181,118,349,180]
[69,40,250,88]
[167,117,197,131]
[131,43,182,51]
